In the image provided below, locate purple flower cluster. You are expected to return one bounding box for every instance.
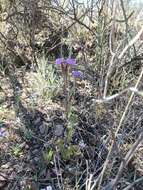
[55,58,76,65]
[55,58,82,79]
[72,71,82,78]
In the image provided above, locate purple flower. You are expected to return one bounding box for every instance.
[66,58,76,65]
[55,58,64,64]
[55,58,76,65]
[72,71,82,78]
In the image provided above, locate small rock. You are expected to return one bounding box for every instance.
[25,144,29,150]
[1,163,10,169]
[54,125,64,137]
[46,186,52,190]
[39,124,46,134]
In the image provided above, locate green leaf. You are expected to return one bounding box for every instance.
[43,149,54,163]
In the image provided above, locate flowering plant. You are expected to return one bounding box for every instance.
[55,58,82,83]
[55,57,82,118]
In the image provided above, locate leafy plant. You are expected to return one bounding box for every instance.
[56,139,80,161]
[43,148,54,164]
[66,106,78,143]
[23,129,33,140]
[11,145,23,157]
[29,56,60,100]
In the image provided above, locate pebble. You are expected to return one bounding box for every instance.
[46,186,52,190]
[1,162,10,169]
[39,124,46,134]
[54,124,64,137]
